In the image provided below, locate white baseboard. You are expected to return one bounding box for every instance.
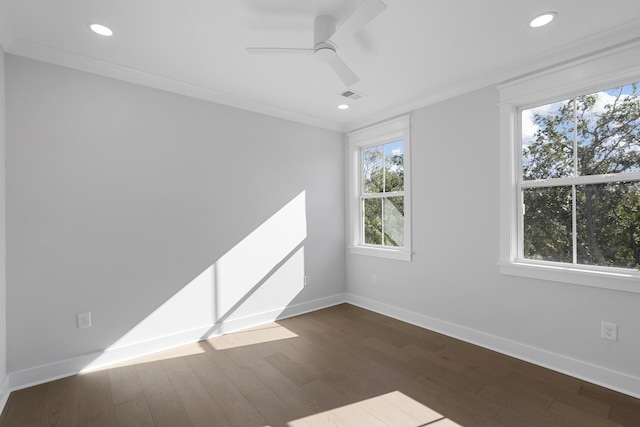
[0,374,9,415]
[8,292,639,401]
[8,293,346,392]
[345,293,640,399]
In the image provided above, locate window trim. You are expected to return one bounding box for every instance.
[347,115,412,261]
[498,41,640,293]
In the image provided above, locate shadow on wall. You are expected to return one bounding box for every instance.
[83,190,311,372]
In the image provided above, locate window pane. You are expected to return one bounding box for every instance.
[384,141,404,192]
[522,100,574,180]
[577,84,640,176]
[523,187,572,263]
[383,196,404,247]
[363,198,382,245]
[363,145,384,194]
[576,182,640,269]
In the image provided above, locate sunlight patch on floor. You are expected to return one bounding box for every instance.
[87,342,208,370]
[208,323,299,350]
[286,391,461,427]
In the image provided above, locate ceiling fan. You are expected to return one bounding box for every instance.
[246,0,387,87]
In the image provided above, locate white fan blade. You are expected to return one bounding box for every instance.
[246,47,314,54]
[325,53,360,87]
[329,0,386,48]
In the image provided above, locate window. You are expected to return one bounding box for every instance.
[348,115,411,261]
[362,140,405,247]
[520,84,640,269]
[499,44,640,293]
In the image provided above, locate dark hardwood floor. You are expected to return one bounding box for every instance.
[1,303,639,426]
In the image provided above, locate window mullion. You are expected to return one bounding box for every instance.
[572,99,578,265]
[359,154,365,248]
[517,184,524,260]
[381,196,385,246]
[573,98,578,177]
[572,184,577,265]
[360,197,365,247]
[382,148,386,196]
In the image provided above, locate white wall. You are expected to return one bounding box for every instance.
[5,55,345,383]
[0,46,8,402]
[346,86,640,397]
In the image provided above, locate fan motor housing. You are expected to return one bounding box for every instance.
[314,42,337,60]
[314,15,337,45]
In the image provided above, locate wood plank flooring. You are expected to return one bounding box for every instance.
[1,303,639,426]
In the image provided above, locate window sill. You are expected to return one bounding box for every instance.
[349,245,412,262]
[499,261,640,294]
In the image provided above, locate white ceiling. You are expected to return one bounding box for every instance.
[2,0,640,132]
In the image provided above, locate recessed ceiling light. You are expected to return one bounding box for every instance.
[338,104,350,110]
[89,23,114,37]
[529,12,557,28]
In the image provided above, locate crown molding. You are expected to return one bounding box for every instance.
[6,17,640,135]
[6,39,345,133]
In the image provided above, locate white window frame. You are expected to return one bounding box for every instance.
[347,115,412,261]
[498,42,640,294]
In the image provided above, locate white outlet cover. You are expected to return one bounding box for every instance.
[601,321,617,341]
[78,312,92,329]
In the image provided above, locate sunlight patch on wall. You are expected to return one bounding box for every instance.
[288,391,452,426]
[214,190,308,323]
[86,192,307,370]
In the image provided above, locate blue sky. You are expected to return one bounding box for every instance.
[521,82,638,147]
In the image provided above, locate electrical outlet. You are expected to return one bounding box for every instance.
[304,275,310,287]
[372,274,378,286]
[78,312,92,329]
[601,322,617,341]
